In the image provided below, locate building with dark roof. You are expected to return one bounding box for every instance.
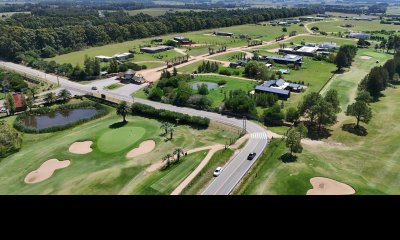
[173,36,192,45]
[254,79,304,100]
[255,85,291,100]
[214,32,233,37]
[140,45,174,54]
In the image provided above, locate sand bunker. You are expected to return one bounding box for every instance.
[306,177,355,195]
[25,159,70,184]
[360,56,372,60]
[126,140,156,158]
[69,141,93,154]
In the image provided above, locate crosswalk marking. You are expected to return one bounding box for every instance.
[250,132,268,139]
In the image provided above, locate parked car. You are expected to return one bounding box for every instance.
[213,167,223,177]
[91,86,98,90]
[0,107,6,113]
[247,152,257,160]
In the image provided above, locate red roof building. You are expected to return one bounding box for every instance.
[12,93,27,112]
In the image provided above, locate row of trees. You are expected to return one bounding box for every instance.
[0,120,22,158]
[359,52,400,99]
[0,7,316,61]
[197,61,219,73]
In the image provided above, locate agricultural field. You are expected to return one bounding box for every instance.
[0,107,239,194]
[308,19,400,33]
[386,6,400,16]
[127,8,204,17]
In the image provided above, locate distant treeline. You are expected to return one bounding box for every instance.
[297,3,388,14]
[0,7,316,61]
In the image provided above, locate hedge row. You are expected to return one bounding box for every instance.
[131,103,210,128]
[14,101,109,133]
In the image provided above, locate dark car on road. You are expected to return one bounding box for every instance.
[247,152,256,160]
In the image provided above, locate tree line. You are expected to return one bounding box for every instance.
[0,7,316,62]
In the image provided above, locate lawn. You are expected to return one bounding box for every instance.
[181,149,234,195]
[308,19,400,33]
[210,52,247,62]
[280,57,337,110]
[0,105,239,194]
[130,150,208,195]
[139,61,165,69]
[320,49,393,111]
[190,75,257,108]
[0,92,5,100]
[104,83,123,90]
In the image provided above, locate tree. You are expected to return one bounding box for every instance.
[173,148,184,162]
[93,57,101,76]
[263,104,284,125]
[324,89,341,113]
[312,98,337,131]
[393,73,400,83]
[44,92,57,105]
[173,67,178,76]
[295,123,308,139]
[197,83,209,95]
[160,122,173,135]
[148,87,163,101]
[26,93,34,111]
[109,58,119,73]
[84,55,94,76]
[282,27,287,32]
[356,91,372,104]
[116,101,130,123]
[361,66,389,98]
[0,121,22,157]
[5,93,15,115]
[163,154,173,168]
[57,89,72,102]
[168,125,175,140]
[286,107,300,123]
[285,128,303,157]
[346,100,372,128]
[334,50,349,71]
[29,86,38,100]
[225,89,256,115]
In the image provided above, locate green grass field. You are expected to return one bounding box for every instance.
[0,92,5,100]
[210,52,247,62]
[127,8,204,17]
[309,19,400,33]
[0,105,239,194]
[130,150,208,195]
[386,6,400,16]
[181,149,234,195]
[140,61,165,69]
[104,83,123,90]
[191,75,256,108]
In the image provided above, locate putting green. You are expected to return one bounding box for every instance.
[97,127,146,153]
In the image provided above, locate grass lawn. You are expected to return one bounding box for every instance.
[210,52,247,62]
[320,49,393,111]
[181,149,234,195]
[309,19,400,33]
[0,92,5,100]
[127,8,204,17]
[138,61,165,69]
[130,150,208,195]
[280,57,337,110]
[267,126,290,136]
[104,83,123,90]
[191,75,257,108]
[0,105,239,194]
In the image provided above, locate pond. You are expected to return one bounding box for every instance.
[22,108,98,130]
[191,81,219,90]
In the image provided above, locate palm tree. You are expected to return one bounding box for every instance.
[116,101,130,123]
[26,94,35,111]
[44,92,57,105]
[173,148,184,162]
[57,89,72,102]
[163,153,173,168]
[160,121,172,135]
[29,87,38,100]
[168,125,175,140]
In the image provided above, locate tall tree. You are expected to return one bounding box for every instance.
[5,93,15,115]
[57,89,72,102]
[168,125,175,140]
[334,50,349,71]
[44,92,57,105]
[346,100,372,128]
[0,120,22,157]
[324,89,341,113]
[285,128,303,157]
[173,148,184,162]
[296,123,308,139]
[116,101,130,123]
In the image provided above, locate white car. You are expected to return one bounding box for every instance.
[0,107,6,113]
[213,167,223,177]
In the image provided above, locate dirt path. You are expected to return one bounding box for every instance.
[174,48,189,56]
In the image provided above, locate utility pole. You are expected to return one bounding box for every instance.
[242,115,247,135]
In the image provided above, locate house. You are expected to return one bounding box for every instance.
[318,42,339,50]
[173,36,192,45]
[140,45,174,54]
[266,54,303,65]
[286,19,300,24]
[295,46,319,56]
[214,32,233,37]
[347,32,369,40]
[266,63,272,68]
[278,21,288,26]
[239,34,249,39]
[112,53,133,61]
[254,79,304,100]
[278,69,289,74]
[152,38,163,43]
[299,17,315,22]
[95,55,113,62]
[12,93,27,112]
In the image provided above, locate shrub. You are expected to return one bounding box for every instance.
[131,103,210,128]
[218,80,227,86]
[219,69,232,76]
